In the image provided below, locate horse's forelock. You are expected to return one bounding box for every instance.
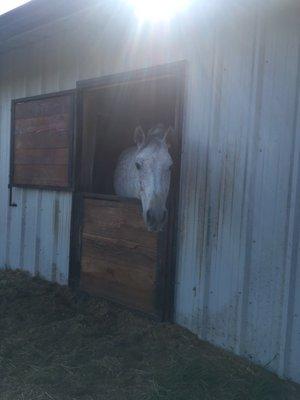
[147,124,166,144]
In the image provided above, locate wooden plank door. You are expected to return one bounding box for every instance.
[79,195,161,317]
[11,91,75,191]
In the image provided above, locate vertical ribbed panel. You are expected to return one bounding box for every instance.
[174,4,300,384]
[0,40,74,284]
[0,0,299,384]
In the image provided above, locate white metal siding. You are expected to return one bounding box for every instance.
[0,0,299,383]
[0,41,74,285]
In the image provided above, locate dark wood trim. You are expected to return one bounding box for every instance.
[8,183,74,192]
[163,66,187,322]
[69,90,77,191]
[12,89,75,105]
[70,61,187,320]
[77,61,187,90]
[9,98,16,203]
[68,85,100,287]
[9,89,76,192]
[68,192,84,288]
[73,85,83,193]
[68,86,84,287]
[81,192,140,204]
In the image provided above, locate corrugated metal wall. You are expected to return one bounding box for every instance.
[0,0,299,383]
[0,43,74,285]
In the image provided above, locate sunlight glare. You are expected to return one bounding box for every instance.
[0,0,31,16]
[128,0,190,22]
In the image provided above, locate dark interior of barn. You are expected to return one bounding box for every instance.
[79,75,178,195]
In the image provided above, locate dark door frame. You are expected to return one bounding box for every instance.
[69,61,186,321]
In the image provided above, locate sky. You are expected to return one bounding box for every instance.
[0,0,31,16]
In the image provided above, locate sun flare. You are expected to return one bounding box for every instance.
[128,0,191,22]
[0,0,31,16]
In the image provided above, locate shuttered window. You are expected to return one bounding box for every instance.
[10,91,75,190]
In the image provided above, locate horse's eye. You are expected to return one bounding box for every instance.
[135,162,142,170]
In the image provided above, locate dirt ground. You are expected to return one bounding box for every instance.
[0,270,299,400]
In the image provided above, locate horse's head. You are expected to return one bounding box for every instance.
[134,124,173,232]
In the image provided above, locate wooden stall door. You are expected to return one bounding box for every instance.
[79,196,160,317]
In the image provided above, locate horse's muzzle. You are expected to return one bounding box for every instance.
[146,209,167,232]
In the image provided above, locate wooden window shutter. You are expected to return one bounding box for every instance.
[10,91,75,190]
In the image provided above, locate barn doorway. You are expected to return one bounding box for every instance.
[70,62,185,320]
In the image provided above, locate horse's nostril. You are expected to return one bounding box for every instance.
[146,210,155,225]
[146,209,167,230]
[147,210,160,229]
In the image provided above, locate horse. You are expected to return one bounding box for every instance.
[114,124,173,232]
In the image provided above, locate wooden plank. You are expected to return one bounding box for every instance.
[14,148,69,165]
[11,92,74,190]
[13,164,68,187]
[14,147,69,165]
[83,198,157,248]
[15,95,72,119]
[14,131,69,149]
[15,113,69,135]
[81,233,157,273]
[80,232,156,313]
[80,272,156,315]
[80,198,158,314]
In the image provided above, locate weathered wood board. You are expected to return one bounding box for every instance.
[80,197,159,315]
[11,93,74,188]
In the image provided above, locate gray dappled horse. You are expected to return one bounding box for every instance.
[114,124,173,232]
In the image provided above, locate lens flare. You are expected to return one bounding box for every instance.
[128,0,190,22]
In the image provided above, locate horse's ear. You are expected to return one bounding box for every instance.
[134,126,146,149]
[163,126,174,143]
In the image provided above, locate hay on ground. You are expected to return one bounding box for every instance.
[0,269,299,400]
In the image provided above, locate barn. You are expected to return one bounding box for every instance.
[0,0,299,384]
